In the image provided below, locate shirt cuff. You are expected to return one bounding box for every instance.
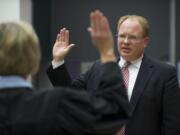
[52,60,65,69]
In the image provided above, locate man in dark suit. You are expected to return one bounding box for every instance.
[47,11,180,135]
[0,10,130,135]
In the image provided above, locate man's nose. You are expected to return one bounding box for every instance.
[124,35,129,43]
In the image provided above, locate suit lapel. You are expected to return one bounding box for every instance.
[129,56,154,114]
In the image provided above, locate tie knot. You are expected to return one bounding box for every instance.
[123,61,131,69]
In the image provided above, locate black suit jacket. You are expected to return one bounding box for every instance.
[47,55,180,135]
[0,63,129,135]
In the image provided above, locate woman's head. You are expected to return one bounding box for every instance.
[0,21,41,77]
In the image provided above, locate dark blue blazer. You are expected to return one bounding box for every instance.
[47,55,180,135]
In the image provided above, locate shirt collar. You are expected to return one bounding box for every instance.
[119,55,143,69]
[0,76,32,89]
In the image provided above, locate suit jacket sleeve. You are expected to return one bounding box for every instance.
[55,62,130,135]
[46,61,100,89]
[46,64,72,87]
[162,66,180,135]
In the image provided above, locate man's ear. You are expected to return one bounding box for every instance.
[144,37,149,48]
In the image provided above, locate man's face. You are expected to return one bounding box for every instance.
[117,19,148,61]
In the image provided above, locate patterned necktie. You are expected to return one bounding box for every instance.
[116,62,130,135]
[121,62,130,90]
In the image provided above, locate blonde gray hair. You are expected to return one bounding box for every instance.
[117,15,149,37]
[0,21,41,77]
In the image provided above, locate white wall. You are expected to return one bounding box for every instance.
[0,0,32,23]
[0,0,33,83]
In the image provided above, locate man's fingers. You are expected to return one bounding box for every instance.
[68,44,75,49]
[60,28,66,42]
[65,44,75,53]
[89,10,107,35]
[56,34,60,42]
[65,29,69,45]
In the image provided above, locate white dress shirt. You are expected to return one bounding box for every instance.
[118,56,143,101]
[52,60,65,69]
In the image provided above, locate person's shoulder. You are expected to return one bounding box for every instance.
[146,56,174,68]
[28,88,66,102]
[35,87,89,106]
[34,87,68,97]
[26,88,72,109]
[145,55,175,70]
[84,59,102,71]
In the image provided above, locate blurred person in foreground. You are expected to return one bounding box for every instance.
[47,11,180,135]
[0,10,129,135]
